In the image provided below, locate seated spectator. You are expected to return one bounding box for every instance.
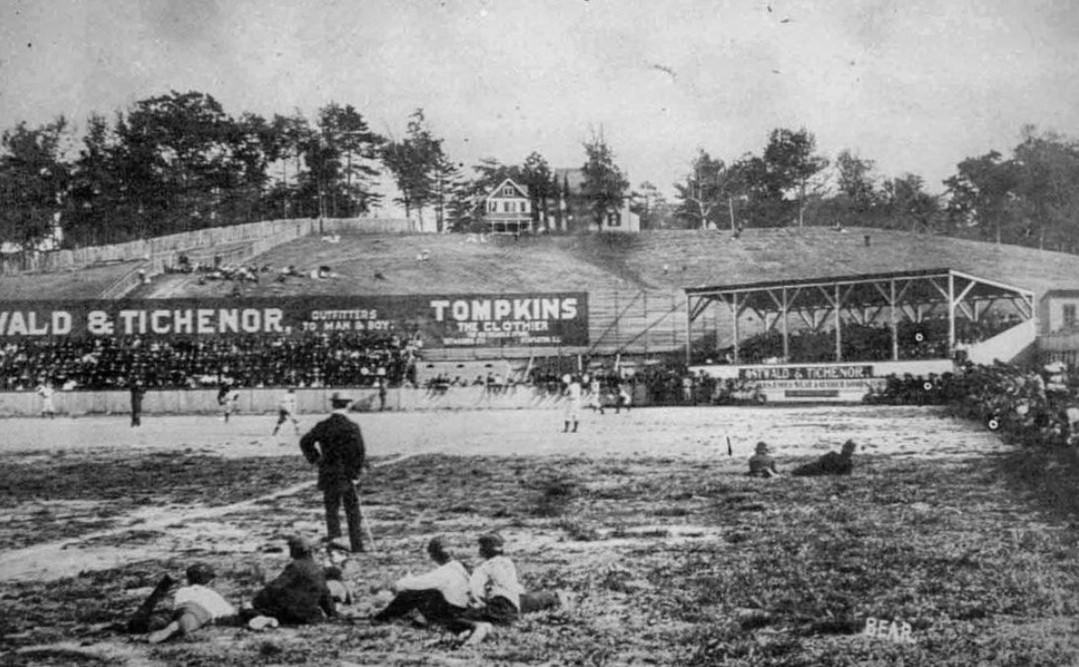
[448,532,568,646]
[791,440,858,477]
[125,562,238,644]
[250,536,336,625]
[372,536,469,628]
[747,441,779,478]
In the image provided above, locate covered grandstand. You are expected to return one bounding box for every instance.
[685,268,1037,401]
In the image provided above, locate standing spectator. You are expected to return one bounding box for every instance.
[616,379,633,414]
[563,375,582,433]
[272,387,301,436]
[377,378,388,412]
[36,379,57,419]
[299,392,367,552]
[587,375,605,415]
[130,378,146,428]
[219,383,240,423]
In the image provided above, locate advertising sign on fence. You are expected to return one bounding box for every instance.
[0,293,589,348]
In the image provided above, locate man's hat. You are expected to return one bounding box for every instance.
[755,441,770,454]
[330,391,353,409]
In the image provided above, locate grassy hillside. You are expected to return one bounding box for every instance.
[0,261,143,300]
[59,228,1079,300]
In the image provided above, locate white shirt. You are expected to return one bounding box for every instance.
[468,555,523,609]
[566,381,582,403]
[396,560,470,608]
[174,584,236,619]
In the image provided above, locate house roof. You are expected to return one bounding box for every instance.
[485,178,529,199]
[1041,289,1079,300]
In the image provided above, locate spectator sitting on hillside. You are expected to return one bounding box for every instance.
[125,562,239,644]
[249,536,336,626]
[747,441,779,478]
[790,440,858,477]
[372,536,469,629]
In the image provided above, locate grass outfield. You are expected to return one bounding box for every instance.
[2,409,1079,665]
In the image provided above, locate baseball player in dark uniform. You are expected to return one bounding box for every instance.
[299,392,366,552]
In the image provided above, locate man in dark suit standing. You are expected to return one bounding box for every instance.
[300,392,366,552]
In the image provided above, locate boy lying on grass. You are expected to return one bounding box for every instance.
[125,562,239,644]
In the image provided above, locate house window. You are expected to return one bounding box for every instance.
[1065,303,1077,329]
[502,186,515,196]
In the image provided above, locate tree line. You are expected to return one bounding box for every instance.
[2,89,1078,254]
[653,126,1079,254]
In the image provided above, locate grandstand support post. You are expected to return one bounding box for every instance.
[890,279,899,361]
[781,288,789,361]
[834,284,842,362]
[684,293,691,366]
[732,293,740,364]
[948,272,956,358]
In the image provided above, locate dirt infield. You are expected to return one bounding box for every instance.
[4,406,1077,666]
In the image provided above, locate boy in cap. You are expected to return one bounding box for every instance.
[747,441,779,478]
[372,536,470,628]
[128,562,238,643]
[300,392,367,552]
[250,535,336,625]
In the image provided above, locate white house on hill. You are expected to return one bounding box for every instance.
[482,178,532,234]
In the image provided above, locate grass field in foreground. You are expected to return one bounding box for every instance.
[3,446,1079,666]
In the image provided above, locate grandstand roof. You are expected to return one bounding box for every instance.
[685,268,1034,320]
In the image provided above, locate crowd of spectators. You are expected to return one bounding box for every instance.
[0,331,418,391]
[866,361,1079,448]
[732,314,1025,365]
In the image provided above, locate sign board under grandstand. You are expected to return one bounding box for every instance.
[0,293,589,348]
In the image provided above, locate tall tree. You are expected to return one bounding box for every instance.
[761,128,829,226]
[674,150,736,230]
[943,151,1021,243]
[0,117,72,250]
[312,103,384,217]
[630,181,669,230]
[882,173,939,233]
[382,109,447,230]
[1012,126,1079,251]
[580,129,629,231]
[520,152,556,231]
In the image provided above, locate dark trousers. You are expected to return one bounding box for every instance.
[373,589,466,628]
[126,575,173,633]
[449,595,518,633]
[323,480,363,552]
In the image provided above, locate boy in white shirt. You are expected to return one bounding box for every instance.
[372,536,470,628]
[127,563,238,643]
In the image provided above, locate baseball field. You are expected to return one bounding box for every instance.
[2,405,1078,666]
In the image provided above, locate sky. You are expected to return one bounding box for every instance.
[2,0,1079,203]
